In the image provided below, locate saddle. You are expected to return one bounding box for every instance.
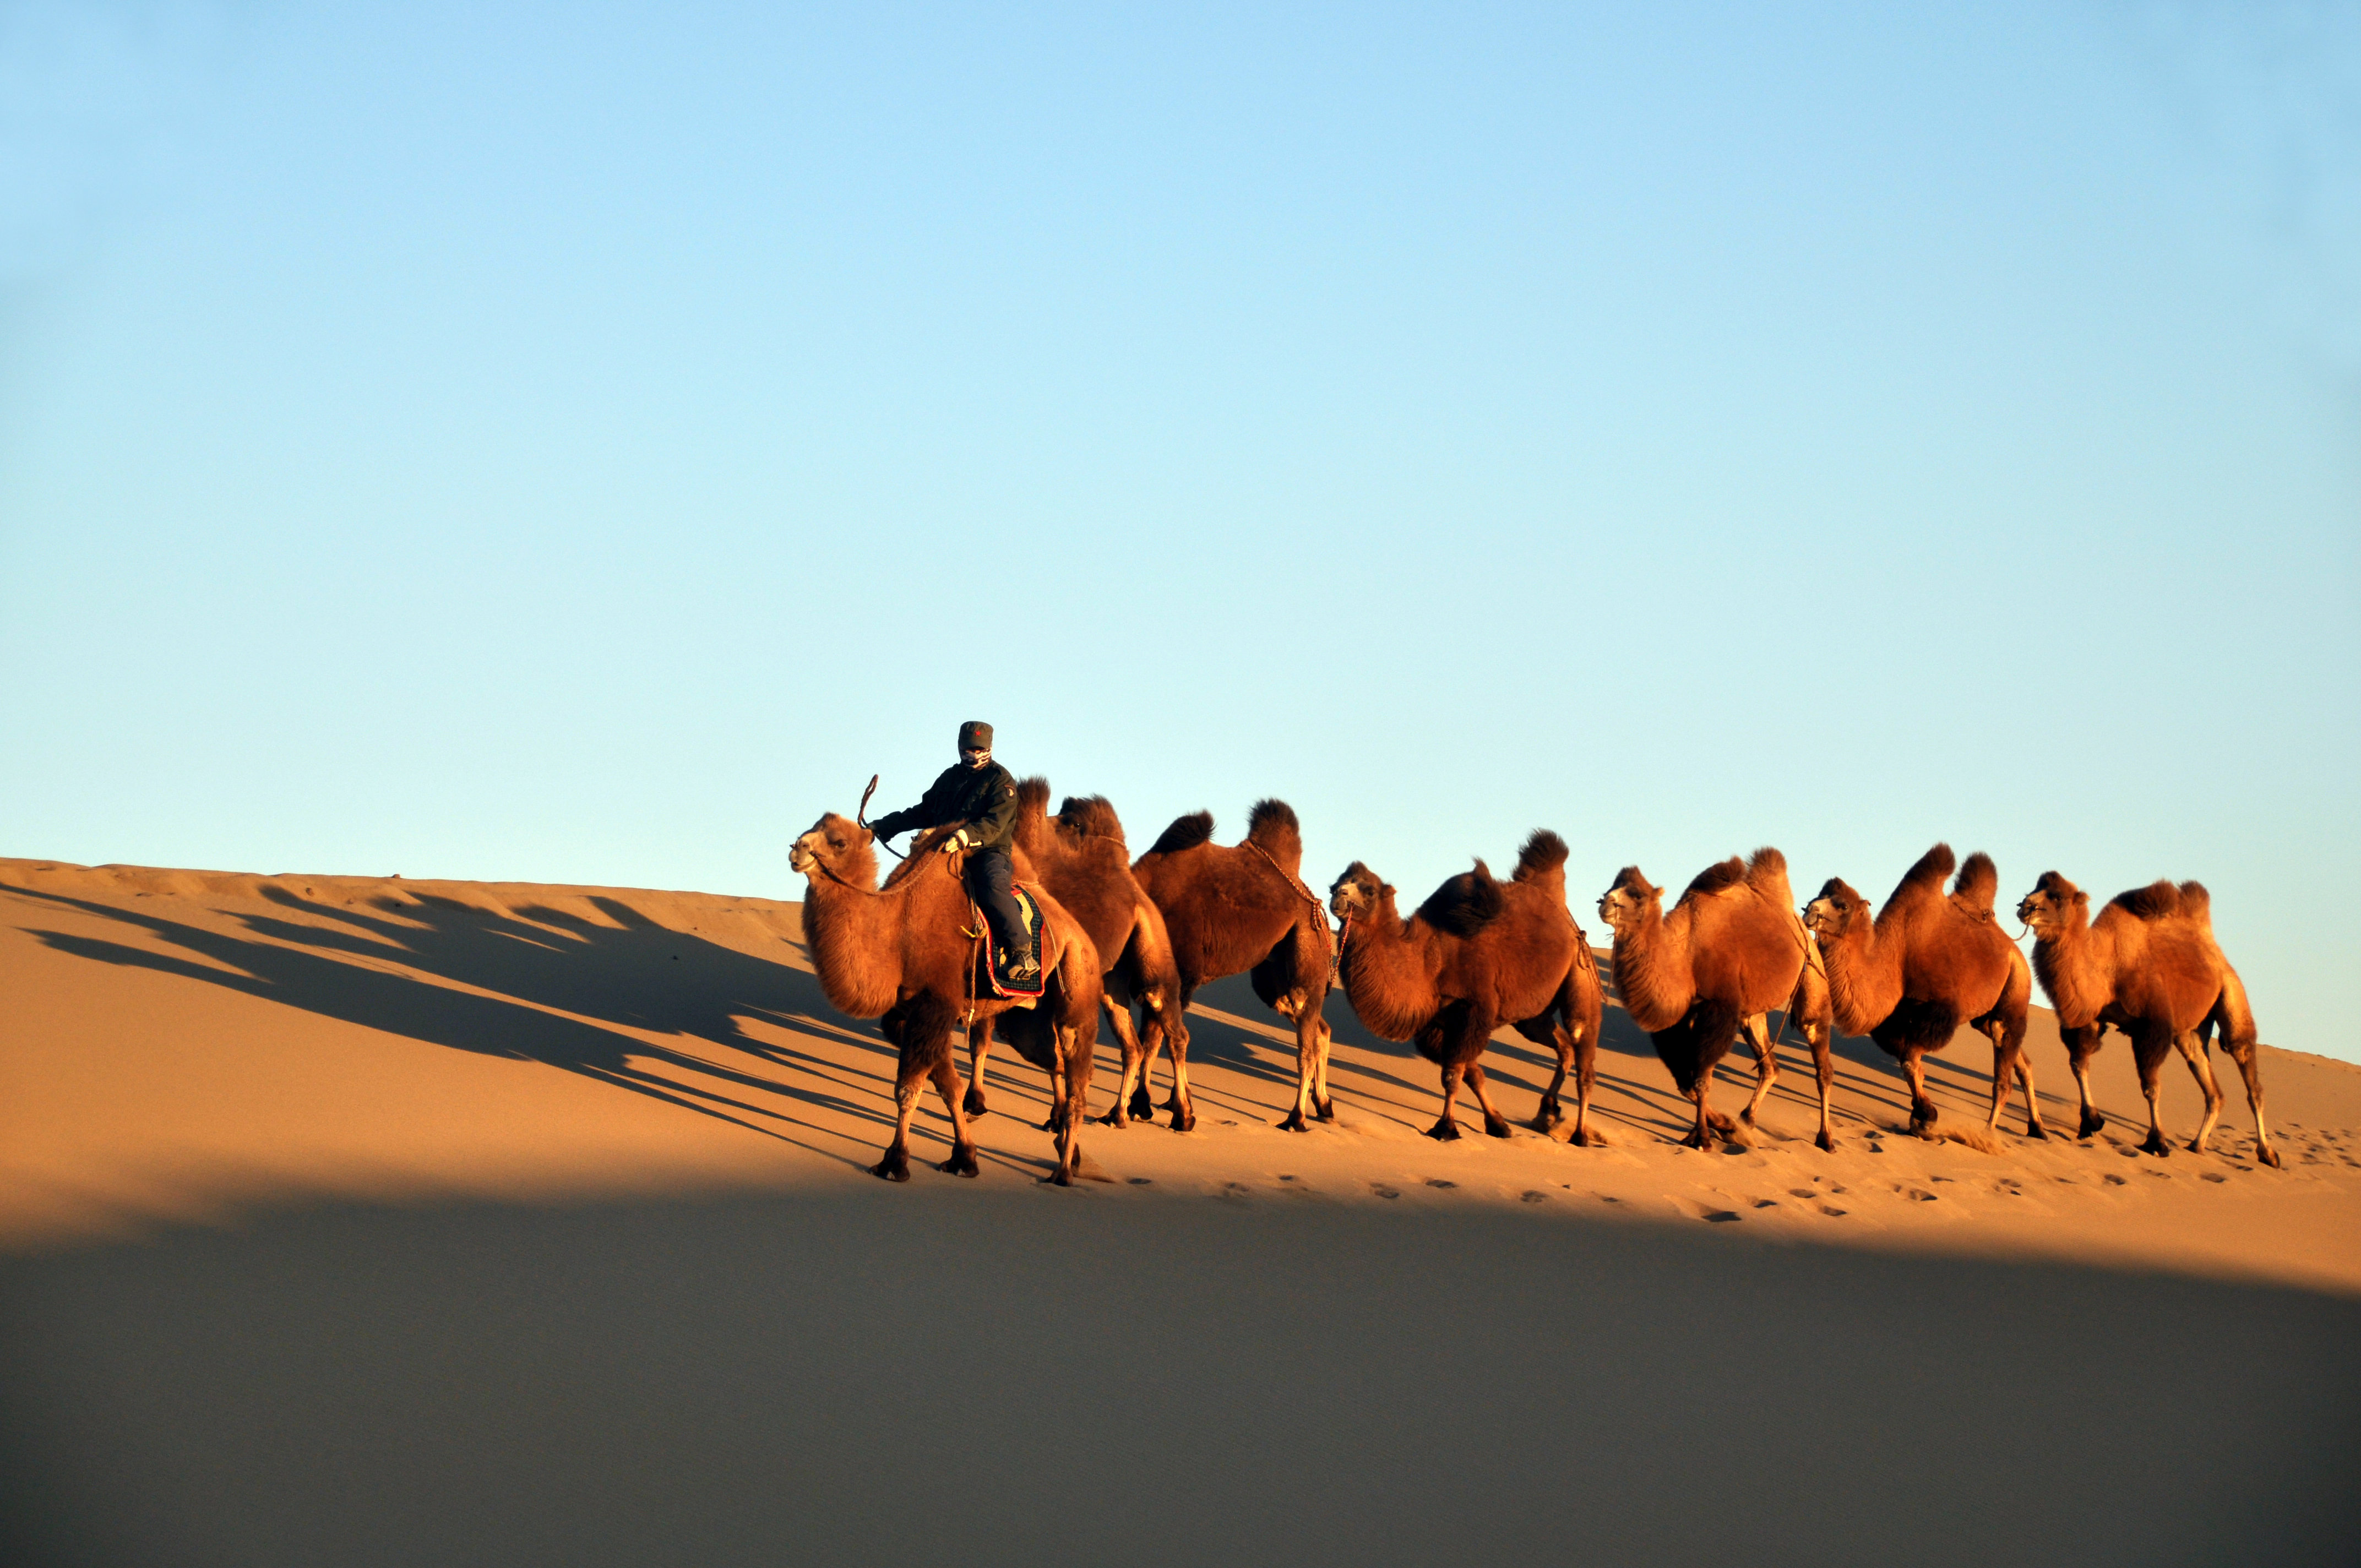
[968,883,1048,1001]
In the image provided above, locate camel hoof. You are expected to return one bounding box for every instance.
[1484,1114,1512,1140]
[1047,1167,1075,1188]
[2025,1124,2050,1142]
[2079,1110,2106,1139]
[1815,1131,1837,1154]
[1315,1098,1337,1122]
[2188,1138,2210,1156]
[1568,1125,1596,1148]
[2141,1133,2170,1157]
[1128,1090,1155,1121]
[1169,1110,1196,1133]
[1706,1112,1738,1136]
[872,1152,911,1183]
[1097,1108,1129,1129]
[937,1146,980,1178]
[962,1088,989,1119]
[1278,1110,1310,1133]
[1678,1130,1710,1151]
[1424,1118,1462,1142]
[2257,1143,2283,1169]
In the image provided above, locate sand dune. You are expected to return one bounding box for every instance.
[4,857,2358,1565]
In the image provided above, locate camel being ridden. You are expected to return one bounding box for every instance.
[1328,831,1606,1144]
[1130,801,1335,1132]
[1597,848,1816,1151]
[957,780,1184,1131]
[1805,844,2043,1140]
[2016,872,2278,1168]
[790,812,1103,1185]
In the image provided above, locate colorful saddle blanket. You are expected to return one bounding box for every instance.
[975,883,1047,1000]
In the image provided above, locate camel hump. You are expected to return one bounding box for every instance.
[2177,880,2214,927]
[1743,846,1791,902]
[1147,811,1215,857]
[1418,859,1505,937]
[1899,843,1956,895]
[1247,799,1303,872]
[1685,857,1748,899]
[2113,880,2184,922]
[1514,829,1569,885]
[1015,776,1051,817]
[1950,852,1998,913]
[1056,794,1125,846]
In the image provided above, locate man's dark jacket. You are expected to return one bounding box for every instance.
[868,761,1020,854]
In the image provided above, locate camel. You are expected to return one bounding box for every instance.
[954,780,1183,1130]
[1596,848,1815,1150]
[1804,845,2042,1139]
[1326,831,1606,1143]
[789,810,1102,1185]
[1129,801,1335,1132]
[2015,871,2279,1168]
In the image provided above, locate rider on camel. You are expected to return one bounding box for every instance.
[866,720,1038,983]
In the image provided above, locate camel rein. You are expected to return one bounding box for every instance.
[1243,837,1339,972]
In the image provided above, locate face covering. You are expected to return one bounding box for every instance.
[962,748,991,770]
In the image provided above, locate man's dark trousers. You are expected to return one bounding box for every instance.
[963,850,1031,963]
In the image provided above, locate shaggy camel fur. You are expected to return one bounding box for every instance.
[790,811,1102,1184]
[1327,831,1606,1143]
[1130,801,1335,1132]
[954,779,1182,1130]
[1805,845,2040,1139]
[2016,872,2279,1167]
[1597,849,1814,1150]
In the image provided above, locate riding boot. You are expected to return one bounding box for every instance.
[1005,934,1041,984]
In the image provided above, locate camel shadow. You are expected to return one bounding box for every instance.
[13,884,874,1166]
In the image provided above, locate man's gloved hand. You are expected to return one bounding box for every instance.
[939,827,972,855]
[867,820,895,845]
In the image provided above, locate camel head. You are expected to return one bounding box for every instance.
[2015,870,2087,937]
[1328,862,1389,923]
[1802,878,1868,938]
[788,812,880,890]
[1596,867,1661,937]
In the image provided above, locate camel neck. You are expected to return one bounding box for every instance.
[1610,901,1695,1033]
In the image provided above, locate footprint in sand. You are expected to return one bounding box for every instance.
[1666,1196,1744,1223]
[2202,1173,2227,1184]
[1127,1177,1154,1186]
[1426,1178,1456,1190]
[1220,1181,1251,1200]
[1820,1204,1848,1217]
[2103,1174,2129,1186]
[1904,1188,1938,1202]
[1520,1190,1548,1204]
[1789,1188,1818,1199]
[1371,1184,1401,1200]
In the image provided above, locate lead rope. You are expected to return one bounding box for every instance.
[1242,838,1337,975]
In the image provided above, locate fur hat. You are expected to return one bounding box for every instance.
[958,720,993,751]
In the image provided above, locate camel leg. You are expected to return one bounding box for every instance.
[1901,1052,1937,1132]
[964,1019,995,1120]
[1312,1014,1337,1121]
[2065,1025,2106,1139]
[1464,1060,1513,1140]
[2177,1031,2226,1155]
[1277,999,1322,1133]
[875,1033,940,1183]
[931,1058,980,1177]
[2219,1039,2280,1168]
[1526,1019,1569,1135]
[1427,1059,1467,1141]
[1805,1022,1836,1152]
[1738,1013,1778,1129]
[1567,1021,1599,1148]
[1982,1023,2012,1134]
[1129,999,1163,1124]
[1682,1060,1717,1150]
[2012,1047,2048,1139]
[1098,983,1145,1130]
[2131,1025,2173,1156]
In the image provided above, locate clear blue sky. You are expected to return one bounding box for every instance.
[5,3,2356,1059]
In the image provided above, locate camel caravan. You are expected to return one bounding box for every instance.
[790,736,2281,1184]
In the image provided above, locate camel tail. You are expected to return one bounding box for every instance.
[1245,799,1303,872]
[1147,811,1215,857]
[1418,860,1505,937]
[1951,851,1998,913]
[1056,794,1125,846]
[1514,829,1570,885]
[1899,843,1956,895]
